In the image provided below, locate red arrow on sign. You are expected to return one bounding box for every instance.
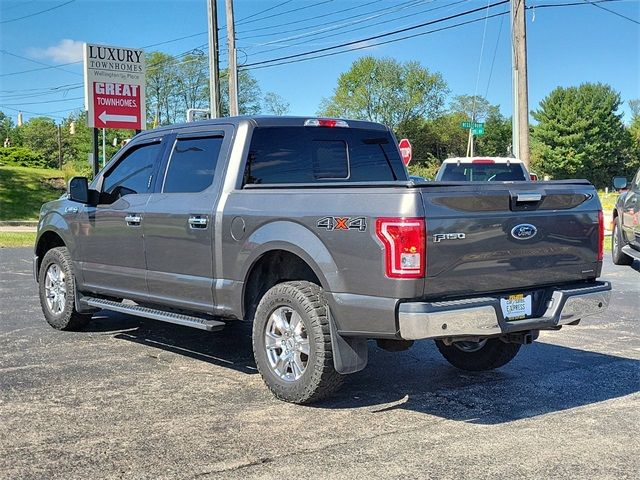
[399,138,412,166]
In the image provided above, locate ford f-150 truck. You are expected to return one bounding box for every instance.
[612,168,640,265]
[34,116,611,403]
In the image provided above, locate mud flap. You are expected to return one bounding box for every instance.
[328,310,368,374]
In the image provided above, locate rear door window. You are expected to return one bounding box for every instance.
[163,135,224,193]
[245,127,403,185]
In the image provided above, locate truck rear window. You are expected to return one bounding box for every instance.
[244,127,405,185]
[439,163,527,181]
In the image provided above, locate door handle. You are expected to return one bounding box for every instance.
[516,193,542,202]
[125,214,142,226]
[188,215,208,229]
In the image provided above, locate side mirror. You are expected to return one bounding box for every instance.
[613,176,627,191]
[529,172,538,181]
[68,176,89,203]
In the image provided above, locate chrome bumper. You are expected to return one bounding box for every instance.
[398,282,612,341]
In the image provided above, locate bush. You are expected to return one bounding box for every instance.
[0,147,50,169]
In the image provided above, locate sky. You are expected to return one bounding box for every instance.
[0,0,638,125]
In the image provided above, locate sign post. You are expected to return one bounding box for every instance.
[398,138,412,166]
[83,43,146,175]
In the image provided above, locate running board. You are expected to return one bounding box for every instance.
[622,245,640,261]
[84,298,225,331]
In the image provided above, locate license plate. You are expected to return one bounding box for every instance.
[500,293,532,321]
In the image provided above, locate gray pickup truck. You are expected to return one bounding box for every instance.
[34,116,611,403]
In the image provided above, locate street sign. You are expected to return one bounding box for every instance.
[398,138,412,166]
[472,127,485,136]
[83,43,146,130]
[461,121,484,129]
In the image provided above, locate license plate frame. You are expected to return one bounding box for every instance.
[500,293,532,321]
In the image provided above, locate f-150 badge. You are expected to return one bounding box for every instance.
[317,216,367,232]
[433,233,466,243]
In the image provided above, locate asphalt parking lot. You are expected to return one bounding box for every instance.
[1,247,638,479]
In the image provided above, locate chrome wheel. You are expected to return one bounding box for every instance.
[613,224,619,253]
[44,263,66,315]
[264,306,310,382]
[453,339,488,353]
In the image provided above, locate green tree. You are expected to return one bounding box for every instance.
[628,99,640,174]
[319,56,448,130]
[146,51,180,126]
[476,110,512,157]
[0,112,16,146]
[263,92,290,116]
[19,117,58,168]
[531,83,632,188]
[449,95,494,122]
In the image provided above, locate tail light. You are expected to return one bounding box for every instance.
[598,210,604,261]
[304,118,349,128]
[472,159,495,164]
[375,218,425,278]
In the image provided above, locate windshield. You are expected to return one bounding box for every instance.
[438,163,528,181]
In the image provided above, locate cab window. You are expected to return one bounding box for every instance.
[101,142,161,202]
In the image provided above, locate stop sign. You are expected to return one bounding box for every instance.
[399,138,412,165]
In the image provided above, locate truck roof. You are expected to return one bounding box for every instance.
[137,116,390,138]
[442,157,524,164]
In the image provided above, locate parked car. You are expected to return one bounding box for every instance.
[34,116,610,403]
[612,169,640,265]
[435,157,535,182]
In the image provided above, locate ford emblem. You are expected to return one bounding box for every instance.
[511,223,538,240]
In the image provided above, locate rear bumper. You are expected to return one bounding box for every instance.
[398,281,611,340]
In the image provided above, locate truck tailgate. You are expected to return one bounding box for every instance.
[420,181,602,299]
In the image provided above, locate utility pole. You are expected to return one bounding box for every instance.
[57,124,62,170]
[225,0,239,116]
[511,0,530,167]
[207,0,221,118]
[102,128,106,167]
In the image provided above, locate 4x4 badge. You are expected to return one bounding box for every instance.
[317,216,367,232]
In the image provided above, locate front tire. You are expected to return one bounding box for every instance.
[435,338,521,371]
[252,281,343,404]
[612,216,633,265]
[38,247,91,330]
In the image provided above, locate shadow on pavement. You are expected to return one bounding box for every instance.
[317,341,640,424]
[84,311,258,374]
[83,311,639,424]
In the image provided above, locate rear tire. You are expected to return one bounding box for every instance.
[252,281,343,404]
[612,216,633,265]
[435,338,521,371]
[38,247,91,331]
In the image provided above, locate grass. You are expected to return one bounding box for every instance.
[0,232,36,248]
[0,166,65,221]
[598,190,618,211]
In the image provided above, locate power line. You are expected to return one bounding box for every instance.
[236,0,387,38]
[242,1,510,69]
[234,0,335,27]
[241,0,626,70]
[243,0,464,60]
[581,0,639,24]
[0,96,84,107]
[484,3,507,98]
[0,0,75,24]
[471,0,492,121]
[236,0,295,22]
[0,49,83,77]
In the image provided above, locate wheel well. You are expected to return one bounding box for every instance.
[243,250,321,321]
[35,231,65,276]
